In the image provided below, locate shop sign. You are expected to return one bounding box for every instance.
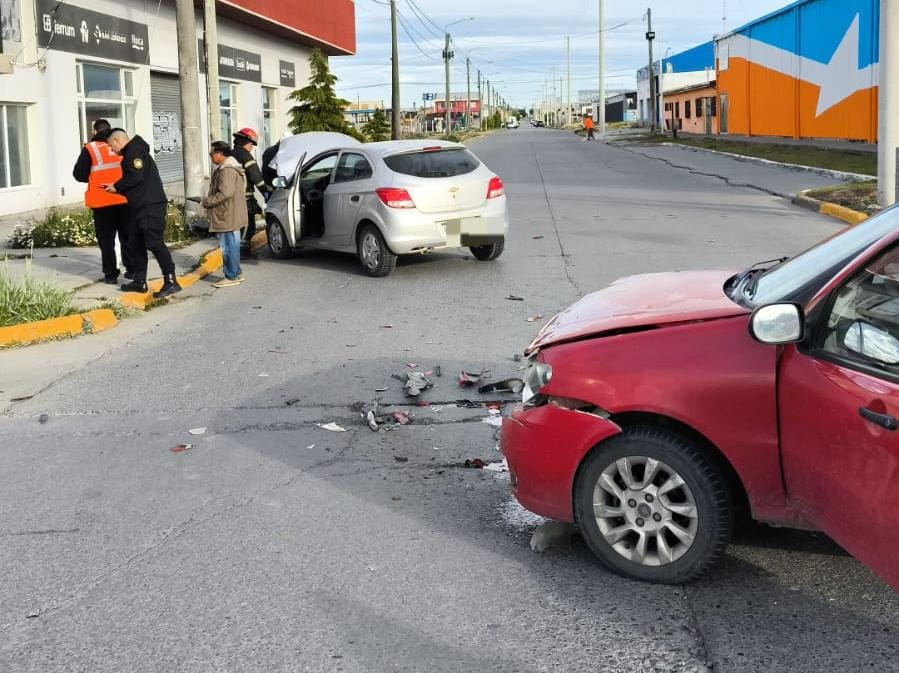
[37,0,149,64]
[279,60,295,88]
[199,40,262,83]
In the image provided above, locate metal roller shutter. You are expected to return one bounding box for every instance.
[150,73,183,184]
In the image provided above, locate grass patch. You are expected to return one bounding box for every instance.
[635,135,876,176]
[0,260,76,327]
[805,180,880,213]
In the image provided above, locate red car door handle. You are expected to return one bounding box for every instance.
[859,407,898,431]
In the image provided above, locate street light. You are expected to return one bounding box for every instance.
[444,17,475,135]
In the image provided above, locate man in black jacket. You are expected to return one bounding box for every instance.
[72,119,133,283]
[231,128,272,254]
[105,129,181,299]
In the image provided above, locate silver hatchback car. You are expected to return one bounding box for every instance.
[265,134,509,277]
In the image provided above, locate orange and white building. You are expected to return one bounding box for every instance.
[714,0,878,142]
[0,0,356,216]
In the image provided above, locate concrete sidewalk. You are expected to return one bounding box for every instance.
[661,131,877,153]
[611,140,850,198]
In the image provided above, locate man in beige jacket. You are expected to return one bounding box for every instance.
[202,141,247,288]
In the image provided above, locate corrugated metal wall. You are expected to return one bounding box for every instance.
[716,0,879,142]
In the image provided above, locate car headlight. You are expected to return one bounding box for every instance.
[522,360,553,404]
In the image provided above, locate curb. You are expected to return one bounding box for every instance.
[640,142,875,183]
[118,229,267,310]
[0,229,268,347]
[0,308,118,347]
[792,190,869,225]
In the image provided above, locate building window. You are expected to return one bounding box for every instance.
[1,0,22,44]
[675,101,680,118]
[76,62,136,144]
[262,86,277,148]
[695,98,703,118]
[0,104,30,188]
[685,100,692,119]
[219,81,238,140]
[710,96,718,117]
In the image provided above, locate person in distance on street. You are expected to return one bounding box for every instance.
[231,128,272,256]
[202,141,246,288]
[105,129,181,299]
[584,114,595,141]
[72,119,134,284]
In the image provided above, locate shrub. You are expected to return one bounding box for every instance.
[6,202,199,249]
[0,260,75,327]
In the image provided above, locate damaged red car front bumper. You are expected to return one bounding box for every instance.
[500,404,622,523]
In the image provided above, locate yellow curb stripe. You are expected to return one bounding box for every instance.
[81,309,118,334]
[0,314,85,346]
[820,202,868,225]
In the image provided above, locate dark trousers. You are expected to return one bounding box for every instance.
[93,204,132,280]
[128,203,175,282]
[587,127,595,140]
[242,197,260,244]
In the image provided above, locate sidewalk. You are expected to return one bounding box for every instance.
[1,207,219,311]
[668,132,876,154]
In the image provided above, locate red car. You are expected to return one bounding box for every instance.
[502,211,899,588]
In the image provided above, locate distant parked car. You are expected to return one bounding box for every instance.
[265,133,509,277]
[502,208,899,589]
[535,120,545,127]
[507,117,520,129]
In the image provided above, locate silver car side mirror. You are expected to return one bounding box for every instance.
[749,303,804,344]
[272,176,287,189]
[844,321,899,365]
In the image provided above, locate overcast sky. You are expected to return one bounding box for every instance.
[330,0,790,109]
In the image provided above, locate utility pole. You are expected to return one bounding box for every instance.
[175,0,203,206]
[390,0,401,139]
[879,0,898,206]
[466,57,472,131]
[646,7,656,133]
[443,33,452,135]
[477,70,482,130]
[598,0,606,136]
[202,0,219,145]
[566,36,572,126]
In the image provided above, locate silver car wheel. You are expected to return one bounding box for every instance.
[361,231,381,270]
[269,222,284,253]
[593,456,699,566]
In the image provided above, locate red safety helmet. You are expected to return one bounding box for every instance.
[233,127,258,145]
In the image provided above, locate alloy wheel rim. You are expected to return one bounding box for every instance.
[362,233,381,269]
[270,224,283,252]
[592,456,699,566]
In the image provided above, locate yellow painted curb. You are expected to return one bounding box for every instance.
[820,201,868,225]
[0,314,84,346]
[81,309,119,334]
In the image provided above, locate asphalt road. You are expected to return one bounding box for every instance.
[1,126,896,673]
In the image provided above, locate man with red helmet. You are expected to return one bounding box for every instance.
[231,127,272,255]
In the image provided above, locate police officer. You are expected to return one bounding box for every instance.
[72,119,133,284]
[104,129,181,299]
[231,128,272,254]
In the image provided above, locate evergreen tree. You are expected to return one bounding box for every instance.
[362,108,391,142]
[287,48,358,137]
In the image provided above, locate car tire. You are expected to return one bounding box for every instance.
[574,426,732,584]
[469,240,505,261]
[357,224,397,277]
[266,218,293,260]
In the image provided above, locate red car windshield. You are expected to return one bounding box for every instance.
[745,206,899,305]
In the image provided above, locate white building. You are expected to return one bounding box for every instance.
[635,42,715,128]
[0,0,356,216]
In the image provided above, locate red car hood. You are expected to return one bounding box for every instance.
[528,270,747,352]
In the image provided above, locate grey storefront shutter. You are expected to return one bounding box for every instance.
[150,73,184,184]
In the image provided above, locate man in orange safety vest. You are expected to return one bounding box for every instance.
[72,119,134,283]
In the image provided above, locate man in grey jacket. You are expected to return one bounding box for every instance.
[202,141,247,288]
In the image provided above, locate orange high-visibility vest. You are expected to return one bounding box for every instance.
[84,141,128,208]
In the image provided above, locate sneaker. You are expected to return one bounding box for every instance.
[213,278,242,288]
[153,275,182,299]
[120,280,148,293]
[236,274,246,283]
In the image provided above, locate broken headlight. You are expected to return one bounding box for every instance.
[522,359,553,404]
